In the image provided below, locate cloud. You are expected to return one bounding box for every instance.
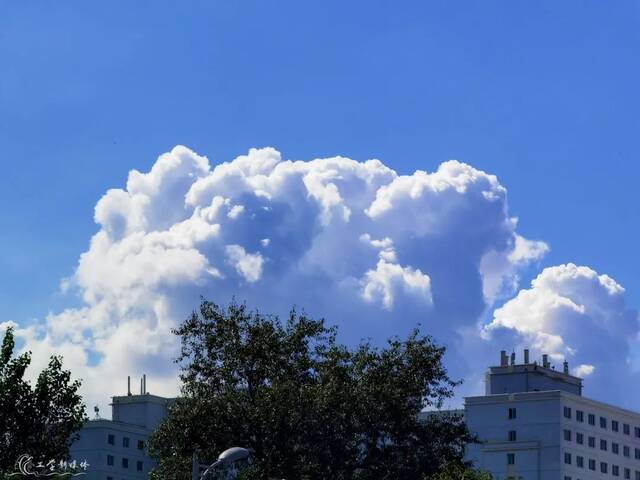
[484,263,640,407]
[13,145,550,411]
[359,234,432,309]
[573,364,595,378]
[225,245,264,283]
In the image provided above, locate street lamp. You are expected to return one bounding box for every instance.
[200,447,251,480]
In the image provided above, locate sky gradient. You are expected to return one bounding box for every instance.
[1,1,639,411]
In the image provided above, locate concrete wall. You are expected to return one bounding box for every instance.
[487,366,581,396]
[70,394,172,480]
[112,394,171,430]
[560,395,640,480]
[465,393,562,480]
[466,390,640,480]
[70,420,154,480]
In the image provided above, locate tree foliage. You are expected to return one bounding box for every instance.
[427,462,492,480]
[149,300,479,479]
[0,327,86,474]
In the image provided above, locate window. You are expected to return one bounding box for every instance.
[107,477,113,480]
[508,430,517,442]
[613,442,619,454]
[122,436,129,448]
[635,448,640,460]
[613,465,620,477]
[588,413,596,425]
[576,432,584,444]
[106,455,114,466]
[625,445,631,457]
[636,472,640,480]
[564,429,572,441]
[625,468,631,480]
[508,408,517,419]
[601,416,608,429]
[564,407,572,419]
[613,420,620,432]
[576,456,584,468]
[602,462,609,474]
[507,453,515,465]
[122,458,128,469]
[137,439,145,450]
[589,459,596,471]
[136,461,143,472]
[602,439,608,451]
[564,452,572,465]
[635,427,640,438]
[576,410,584,422]
[588,436,595,448]
[564,477,571,480]
[624,423,631,435]
[107,434,114,445]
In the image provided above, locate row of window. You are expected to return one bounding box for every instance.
[107,455,144,472]
[563,452,640,479]
[563,407,640,438]
[106,433,145,450]
[507,427,640,461]
[508,451,640,479]
[106,455,144,472]
[563,429,640,459]
[564,475,639,480]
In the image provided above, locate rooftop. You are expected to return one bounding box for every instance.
[465,389,640,420]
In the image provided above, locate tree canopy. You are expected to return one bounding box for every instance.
[0,326,87,474]
[149,300,484,479]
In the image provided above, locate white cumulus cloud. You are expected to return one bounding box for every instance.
[12,145,552,411]
[225,245,264,283]
[484,263,639,407]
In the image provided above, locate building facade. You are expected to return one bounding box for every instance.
[69,376,173,480]
[466,351,640,480]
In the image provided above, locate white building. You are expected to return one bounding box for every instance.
[466,350,640,480]
[69,376,173,480]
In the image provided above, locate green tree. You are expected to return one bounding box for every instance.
[149,300,477,480]
[0,326,86,474]
[428,462,492,480]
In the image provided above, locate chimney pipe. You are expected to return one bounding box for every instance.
[127,376,131,396]
[542,354,549,368]
[140,377,143,395]
[500,350,507,366]
[563,360,569,374]
[524,349,530,364]
[143,374,147,394]
[510,351,515,365]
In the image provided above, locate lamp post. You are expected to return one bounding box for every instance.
[199,447,251,480]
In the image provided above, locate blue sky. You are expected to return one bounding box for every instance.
[1,2,639,407]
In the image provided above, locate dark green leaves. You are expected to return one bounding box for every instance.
[0,327,86,474]
[150,300,481,479]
